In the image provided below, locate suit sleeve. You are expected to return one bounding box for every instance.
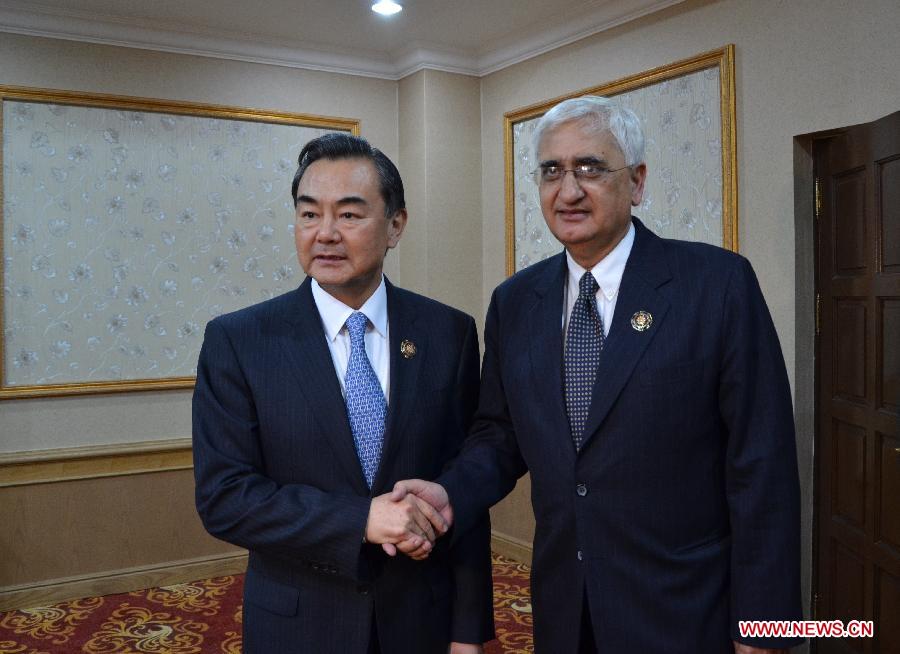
[192,318,371,582]
[719,258,803,647]
[440,289,528,538]
[447,316,496,644]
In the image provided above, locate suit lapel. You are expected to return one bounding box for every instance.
[278,278,370,495]
[579,219,672,451]
[373,280,423,492]
[528,253,576,462]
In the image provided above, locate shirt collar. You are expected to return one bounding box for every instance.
[311,277,388,341]
[565,222,635,301]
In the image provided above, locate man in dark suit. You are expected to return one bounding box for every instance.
[394,96,803,653]
[192,133,494,654]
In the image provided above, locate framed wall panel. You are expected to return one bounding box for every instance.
[1,86,358,398]
[504,45,737,275]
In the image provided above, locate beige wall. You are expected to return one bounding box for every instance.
[0,469,234,587]
[398,71,429,293]
[397,69,483,320]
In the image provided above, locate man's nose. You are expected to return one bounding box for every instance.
[558,170,586,201]
[315,214,340,242]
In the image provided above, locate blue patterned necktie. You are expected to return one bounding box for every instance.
[344,311,386,488]
[564,272,605,450]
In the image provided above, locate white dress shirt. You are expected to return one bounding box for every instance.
[311,277,390,403]
[563,222,635,339]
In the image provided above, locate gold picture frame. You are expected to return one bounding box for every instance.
[1,86,358,399]
[504,45,737,276]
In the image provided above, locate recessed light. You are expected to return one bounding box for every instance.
[371,0,402,16]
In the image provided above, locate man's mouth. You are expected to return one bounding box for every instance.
[556,208,590,219]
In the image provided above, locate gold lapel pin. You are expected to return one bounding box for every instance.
[631,310,653,332]
[400,339,417,359]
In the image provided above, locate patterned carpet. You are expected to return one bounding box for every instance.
[0,553,532,653]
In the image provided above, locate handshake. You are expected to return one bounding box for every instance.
[364,479,451,560]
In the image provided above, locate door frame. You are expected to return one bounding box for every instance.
[795,127,845,650]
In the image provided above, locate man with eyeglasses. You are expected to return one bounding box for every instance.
[393,96,803,653]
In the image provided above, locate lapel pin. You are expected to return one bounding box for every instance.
[400,339,417,359]
[631,310,653,332]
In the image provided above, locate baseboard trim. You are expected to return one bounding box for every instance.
[0,550,247,612]
[0,535,528,612]
[491,530,532,565]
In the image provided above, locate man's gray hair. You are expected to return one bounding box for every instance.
[532,95,645,167]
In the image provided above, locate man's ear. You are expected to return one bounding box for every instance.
[386,209,408,249]
[630,163,648,206]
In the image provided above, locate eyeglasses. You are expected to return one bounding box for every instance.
[532,163,630,185]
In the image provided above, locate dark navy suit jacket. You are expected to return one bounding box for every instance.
[193,277,494,654]
[441,218,802,652]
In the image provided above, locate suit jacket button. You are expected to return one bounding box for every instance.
[357,584,371,595]
[577,550,584,561]
[576,483,588,497]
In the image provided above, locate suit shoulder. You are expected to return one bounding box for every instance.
[492,252,564,299]
[658,236,748,274]
[648,235,763,308]
[207,287,300,332]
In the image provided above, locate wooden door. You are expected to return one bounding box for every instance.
[815,110,900,653]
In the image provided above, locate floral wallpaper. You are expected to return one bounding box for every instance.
[2,99,337,387]
[512,67,724,271]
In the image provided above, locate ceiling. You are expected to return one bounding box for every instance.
[0,0,684,79]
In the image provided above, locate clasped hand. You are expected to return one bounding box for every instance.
[364,480,452,560]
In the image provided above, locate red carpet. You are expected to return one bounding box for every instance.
[484,555,533,654]
[0,554,532,653]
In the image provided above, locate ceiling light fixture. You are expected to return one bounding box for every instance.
[371,0,402,16]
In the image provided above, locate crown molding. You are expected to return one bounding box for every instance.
[393,44,481,79]
[0,0,685,80]
[475,0,686,76]
[0,2,400,79]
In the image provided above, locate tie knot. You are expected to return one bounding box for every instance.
[578,272,599,298]
[346,311,368,342]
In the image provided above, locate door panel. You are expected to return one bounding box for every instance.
[881,301,900,413]
[833,168,868,274]
[879,158,900,273]
[874,568,900,651]
[834,300,868,402]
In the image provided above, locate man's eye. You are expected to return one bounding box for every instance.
[340,212,359,220]
[542,166,562,179]
[300,211,318,220]
[577,164,606,178]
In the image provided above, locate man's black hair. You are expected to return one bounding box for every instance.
[291,132,405,218]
